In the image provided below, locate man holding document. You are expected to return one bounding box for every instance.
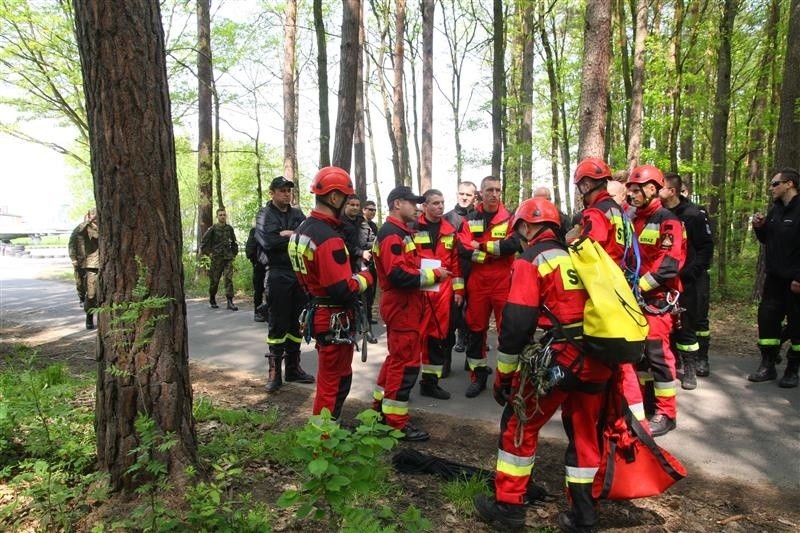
[411,190,465,400]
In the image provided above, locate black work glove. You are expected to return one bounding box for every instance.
[492,372,514,407]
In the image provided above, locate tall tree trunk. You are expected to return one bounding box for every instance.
[420,0,434,192]
[283,0,298,183]
[709,0,737,292]
[577,0,612,162]
[364,55,383,220]
[392,0,410,185]
[626,0,647,173]
[73,0,196,492]
[333,0,361,170]
[775,0,800,169]
[518,1,534,201]
[407,37,421,190]
[354,0,367,198]
[491,0,505,178]
[539,0,562,209]
[551,14,572,211]
[196,0,213,250]
[213,79,224,210]
[314,0,331,168]
[667,0,685,172]
[616,0,631,148]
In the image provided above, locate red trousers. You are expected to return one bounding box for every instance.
[311,308,355,420]
[464,269,510,374]
[637,312,678,419]
[420,282,452,378]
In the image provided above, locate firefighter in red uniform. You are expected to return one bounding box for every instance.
[458,176,522,398]
[373,186,450,441]
[411,189,465,400]
[287,167,374,419]
[570,158,647,426]
[473,198,611,533]
[627,165,686,437]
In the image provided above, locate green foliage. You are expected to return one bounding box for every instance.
[0,346,103,530]
[277,409,427,530]
[441,474,492,515]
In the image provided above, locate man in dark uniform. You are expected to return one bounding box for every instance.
[444,181,477,359]
[69,208,99,329]
[661,173,713,389]
[245,220,267,322]
[361,200,379,325]
[372,186,450,441]
[288,167,374,419]
[748,168,800,388]
[201,208,239,311]
[257,176,314,392]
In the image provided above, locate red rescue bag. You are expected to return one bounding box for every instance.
[593,373,686,500]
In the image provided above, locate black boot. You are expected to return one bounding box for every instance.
[441,354,452,379]
[557,510,598,533]
[696,335,710,377]
[748,348,778,382]
[284,352,315,383]
[454,329,466,353]
[779,353,799,388]
[265,354,282,392]
[254,311,266,322]
[226,297,238,311]
[209,295,219,309]
[680,351,697,390]
[85,313,95,330]
[473,493,525,531]
[465,367,488,398]
[420,375,451,399]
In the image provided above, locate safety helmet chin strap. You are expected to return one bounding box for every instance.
[320,191,346,217]
[517,222,553,246]
[581,178,607,207]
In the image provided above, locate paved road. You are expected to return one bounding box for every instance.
[1,255,798,490]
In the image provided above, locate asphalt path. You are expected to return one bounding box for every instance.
[1,254,798,490]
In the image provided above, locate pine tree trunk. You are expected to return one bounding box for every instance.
[540,0,562,208]
[196,0,213,249]
[314,0,331,168]
[333,0,360,171]
[420,0,434,193]
[354,0,367,198]
[577,0,612,162]
[491,0,505,178]
[518,2,534,202]
[626,0,647,174]
[775,0,800,169]
[73,0,196,493]
[284,0,298,182]
[392,0,410,185]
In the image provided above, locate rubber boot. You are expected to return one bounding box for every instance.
[778,352,799,388]
[453,329,466,353]
[696,336,710,377]
[265,354,282,392]
[226,297,238,311]
[85,313,95,330]
[419,375,451,399]
[465,367,488,398]
[209,295,219,309]
[284,352,315,383]
[748,347,778,382]
[473,493,525,531]
[679,351,697,390]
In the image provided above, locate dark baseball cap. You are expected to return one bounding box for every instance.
[269,176,295,191]
[387,186,424,208]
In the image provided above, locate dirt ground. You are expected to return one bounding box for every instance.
[2,317,799,532]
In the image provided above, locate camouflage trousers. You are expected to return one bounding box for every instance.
[74,267,86,301]
[83,268,99,313]
[209,258,235,299]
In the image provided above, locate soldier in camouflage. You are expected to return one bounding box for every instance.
[68,208,100,329]
[201,208,239,311]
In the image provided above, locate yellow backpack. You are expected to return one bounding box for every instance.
[567,237,648,364]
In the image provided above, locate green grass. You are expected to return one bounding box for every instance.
[440,474,492,514]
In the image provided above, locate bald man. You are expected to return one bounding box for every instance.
[533,187,570,240]
[607,180,628,208]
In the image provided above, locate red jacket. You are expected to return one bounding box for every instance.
[373,216,440,293]
[458,202,520,278]
[580,191,630,266]
[412,214,464,295]
[497,231,610,383]
[631,198,685,297]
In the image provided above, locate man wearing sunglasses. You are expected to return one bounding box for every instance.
[749,168,800,388]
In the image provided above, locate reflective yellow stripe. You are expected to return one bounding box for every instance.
[472,250,487,263]
[654,381,677,397]
[639,272,659,292]
[441,235,454,248]
[485,240,500,256]
[355,273,369,292]
[639,224,660,245]
[628,402,646,421]
[696,330,710,337]
[286,333,303,343]
[496,449,534,477]
[758,338,781,346]
[267,334,289,344]
[421,364,442,377]
[414,231,431,244]
[404,238,416,252]
[676,342,699,352]
[469,220,483,232]
[490,223,508,238]
[497,351,519,374]
[637,371,653,386]
[373,389,384,401]
[467,357,487,370]
[565,466,598,484]
[381,398,408,415]
[535,251,584,290]
[420,269,436,287]
[452,277,465,290]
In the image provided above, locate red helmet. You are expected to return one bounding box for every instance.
[513,198,561,229]
[627,164,664,189]
[573,157,612,184]
[310,166,355,195]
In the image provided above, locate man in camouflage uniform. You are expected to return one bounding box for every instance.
[68,208,100,329]
[201,208,239,311]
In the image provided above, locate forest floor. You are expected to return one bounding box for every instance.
[2,303,799,532]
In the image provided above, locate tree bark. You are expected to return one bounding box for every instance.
[354,0,367,198]
[709,0,737,291]
[213,78,224,210]
[196,0,213,250]
[73,0,196,492]
[421,0,434,193]
[283,0,298,183]
[333,0,361,171]
[491,0,505,178]
[314,0,331,168]
[539,0,563,209]
[626,0,647,174]
[392,0,410,186]
[775,0,800,169]
[616,0,631,148]
[577,0,612,161]
[518,0,534,201]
